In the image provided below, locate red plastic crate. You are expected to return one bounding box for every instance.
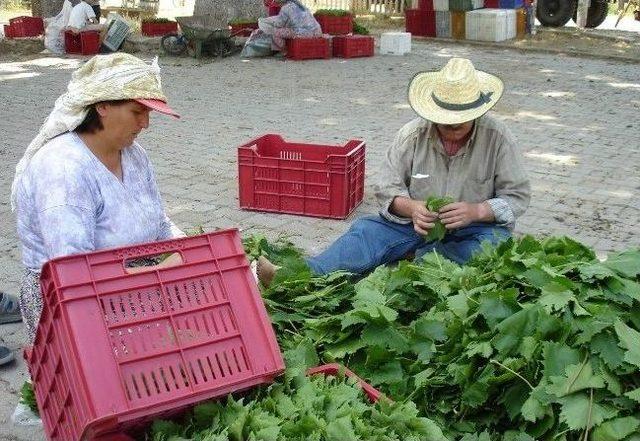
[419,0,435,9]
[141,21,178,37]
[229,22,258,37]
[3,24,15,38]
[306,364,385,403]
[238,134,365,219]
[24,230,285,441]
[484,0,499,7]
[333,35,374,58]
[405,9,436,37]
[9,16,44,37]
[314,13,353,35]
[285,36,331,60]
[65,30,100,55]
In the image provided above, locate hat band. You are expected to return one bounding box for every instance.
[432,91,493,111]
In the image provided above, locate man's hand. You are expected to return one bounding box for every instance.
[439,201,493,229]
[409,200,439,236]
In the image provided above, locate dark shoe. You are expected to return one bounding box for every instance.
[0,346,15,366]
[0,292,22,324]
[256,256,280,288]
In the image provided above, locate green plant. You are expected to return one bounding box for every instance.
[20,381,39,416]
[352,21,369,35]
[314,8,351,16]
[142,17,174,24]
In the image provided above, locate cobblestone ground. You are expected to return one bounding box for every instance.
[0,40,639,440]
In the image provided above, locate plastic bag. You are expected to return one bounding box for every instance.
[44,0,73,53]
[240,29,273,57]
[11,403,42,427]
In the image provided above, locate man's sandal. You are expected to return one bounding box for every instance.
[0,346,15,366]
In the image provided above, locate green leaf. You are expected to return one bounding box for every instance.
[613,319,640,367]
[424,195,455,241]
[546,362,605,398]
[413,317,447,341]
[325,415,357,441]
[521,392,546,422]
[477,289,519,329]
[591,332,626,370]
[539,282,575,313]
[624,387,640,403]
[447,293,469,318]
[543,342,580,379]
[602,249,640,278]
[559,393,618,430]
[591,416,640,441]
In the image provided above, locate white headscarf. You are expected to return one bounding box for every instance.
[11,53,168,210]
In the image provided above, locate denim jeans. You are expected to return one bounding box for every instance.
[306,215,510,275]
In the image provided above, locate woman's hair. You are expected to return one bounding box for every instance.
[75,99,129,133]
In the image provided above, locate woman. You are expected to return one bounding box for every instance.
[12,53,184,342]
[242,0,322,57]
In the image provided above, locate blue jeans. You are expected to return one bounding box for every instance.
[306,215,510,275]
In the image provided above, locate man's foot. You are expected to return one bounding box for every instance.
[256,256,280,288]
[0,346,15,366]
[0,293,22,325]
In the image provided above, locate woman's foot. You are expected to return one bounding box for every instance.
[0,346,15,366]
[256,256,280,288]
[0,292,22,324]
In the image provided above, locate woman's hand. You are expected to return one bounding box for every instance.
[439,202,493,229]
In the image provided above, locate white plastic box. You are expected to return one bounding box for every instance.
[436,11,451,37]
[433,0,450,11]
[465,8,516,42]
[380,32,412,55]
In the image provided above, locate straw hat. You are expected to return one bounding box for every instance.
[408,58,503,125]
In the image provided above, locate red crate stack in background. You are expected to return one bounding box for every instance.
[405,9,436,37]
[141,21,178,37]
[314,13,353,35]
[5,16,44,38]
[238,134,365,219]
[285,36,331,60]
[419,0,435,9]
[332,35,374,58]
[24,230,285,441]
[64,30,100,55]
[3,24,15,38]
[484,0,500,6]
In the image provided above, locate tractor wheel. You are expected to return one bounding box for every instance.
[573,0,608,27]
[537,0,577,26]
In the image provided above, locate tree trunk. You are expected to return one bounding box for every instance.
[33,0,65,17]
[193,0,266,19]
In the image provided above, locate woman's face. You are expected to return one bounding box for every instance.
[435,121,474,142]
[96,100,150,148]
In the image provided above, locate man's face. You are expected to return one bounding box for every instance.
[435,121,474,142]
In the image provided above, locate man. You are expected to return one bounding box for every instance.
[0,292,22,366]
[67,0,98,30]
[257,57,530,284]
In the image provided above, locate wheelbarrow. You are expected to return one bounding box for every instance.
[161,14,243,59]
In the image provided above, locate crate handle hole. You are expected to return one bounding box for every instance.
[124,252,184,274]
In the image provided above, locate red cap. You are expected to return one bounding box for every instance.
[134,98,180,119]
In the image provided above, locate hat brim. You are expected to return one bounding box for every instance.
[135,98,181,119]
[408,70,503,125]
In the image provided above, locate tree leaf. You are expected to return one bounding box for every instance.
[546,362,605,398]
[613,319,640,368]
[559,393,618,430]
[624,387,640,403]
[591,416,640,441]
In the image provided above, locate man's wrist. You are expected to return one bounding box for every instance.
[475,201,494,222]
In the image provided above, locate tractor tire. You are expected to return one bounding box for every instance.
[572,0,608,27]
[537,0,577,26]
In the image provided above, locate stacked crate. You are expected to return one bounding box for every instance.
[495,0,524,39]
[465,8,516,41]
[447,0,482,40]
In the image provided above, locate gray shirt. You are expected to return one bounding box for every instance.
[16,132,181,271]
[374,114,531,228]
